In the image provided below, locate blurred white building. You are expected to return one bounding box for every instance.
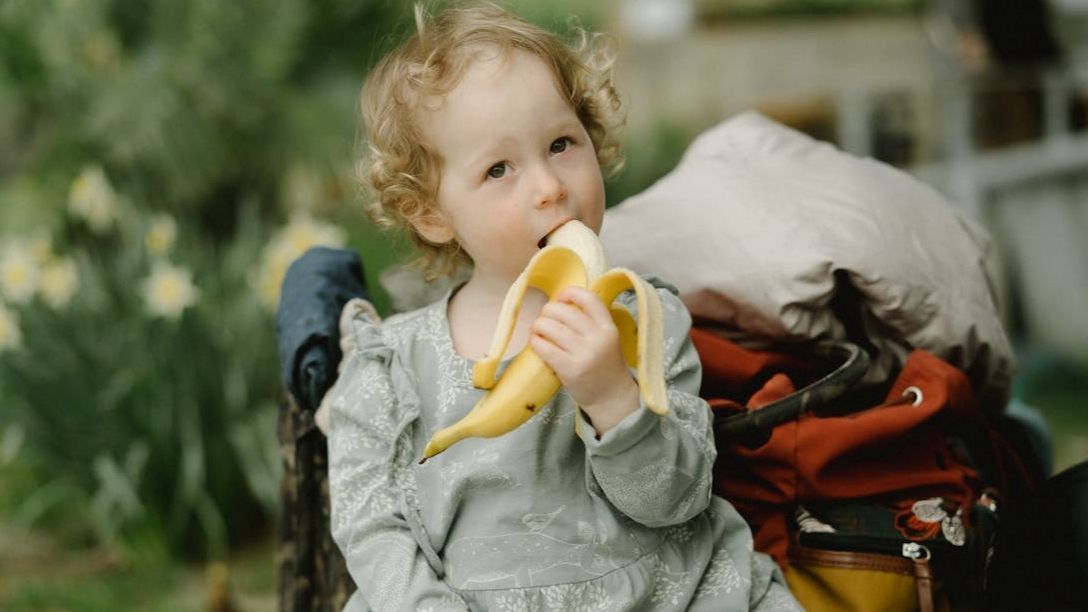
[613,0,1088,360]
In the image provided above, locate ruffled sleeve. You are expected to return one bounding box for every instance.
[326,298,469,611]
[576,281,718,528]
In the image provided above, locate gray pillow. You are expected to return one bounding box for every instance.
[601,111,1015,411]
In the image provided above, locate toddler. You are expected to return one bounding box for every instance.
[326,4,801,611]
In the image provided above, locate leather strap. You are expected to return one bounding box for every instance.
[912,557,935,612]
[790,543,917,574]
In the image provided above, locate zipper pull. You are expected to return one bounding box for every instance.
[902,542,931,560]
[903,543,935,612]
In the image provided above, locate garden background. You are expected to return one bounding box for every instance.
[3,0,1087,609]
[0,0,654,608]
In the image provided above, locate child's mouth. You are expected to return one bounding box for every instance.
[538,220,574,249]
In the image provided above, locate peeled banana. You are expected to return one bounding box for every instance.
[419,220,668,462]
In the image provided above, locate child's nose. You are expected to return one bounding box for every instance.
[532,166,567,208]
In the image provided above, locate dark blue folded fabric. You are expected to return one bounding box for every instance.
[275,247,368,412]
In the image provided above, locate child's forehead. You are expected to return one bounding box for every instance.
[414,50,579,160]
[460,48,528,87]
[420,46,562,110]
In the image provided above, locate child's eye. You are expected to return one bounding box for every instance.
[486,163,508,180]
[549,137,572,155]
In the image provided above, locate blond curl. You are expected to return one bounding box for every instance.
[357,2,626,280]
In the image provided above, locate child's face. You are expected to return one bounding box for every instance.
[417,48,606,286]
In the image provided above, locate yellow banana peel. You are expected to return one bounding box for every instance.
[420,220,668,462]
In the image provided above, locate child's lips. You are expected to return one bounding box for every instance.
[538,219,575,249]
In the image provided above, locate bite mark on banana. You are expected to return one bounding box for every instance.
[420,220,669,462]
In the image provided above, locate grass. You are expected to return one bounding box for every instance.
[0,520,276,612]
[0,461,274,612]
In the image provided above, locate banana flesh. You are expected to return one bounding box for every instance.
[420,220,668,462]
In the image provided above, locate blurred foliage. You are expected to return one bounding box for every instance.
[1015,351,1088,472]
[0,0,415,307]
[0,502,279,610]
[4,560,189,612]
[1,200,291,560]
[0,0,412,561]
[696,0,922,21]
[505,0,606,32]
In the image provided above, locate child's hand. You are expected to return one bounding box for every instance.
[528,286,640,435]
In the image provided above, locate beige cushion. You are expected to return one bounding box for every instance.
[601,111,1014,410]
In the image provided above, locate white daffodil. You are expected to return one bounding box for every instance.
[0,303,21,352]
[279,215,347,255]
[0,241,40,304]
[39,257,79,309]
[141,262,200,320]
[68,165,120,233]
[144,214,177,256]
[253,241,296,312]
[253,216,346,310]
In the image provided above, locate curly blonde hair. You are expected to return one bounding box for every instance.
[358,2,625,280]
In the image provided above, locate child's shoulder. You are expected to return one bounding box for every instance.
[337,296,437,357]
[371,296,446,348]
[381,300,434,329]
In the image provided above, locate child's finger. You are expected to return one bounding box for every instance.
[528,331,571,370]
[539,299,594,336]
[530,316,578,353]
[555,286,612,326]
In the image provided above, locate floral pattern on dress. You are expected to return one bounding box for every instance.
[421,306,473,420]
[327,286,802,612]
[666,386,717,466]
[436,445,520,500]
[591,457,704,525]
[694,546,744,600]
[663,522,696,544]
[416,595,470,612]
[650,551,696,607]
[488,578,622,612]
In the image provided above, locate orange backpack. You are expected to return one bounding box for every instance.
[691,327,1031,612]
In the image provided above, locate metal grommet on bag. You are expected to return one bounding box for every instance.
[902,386,923,407]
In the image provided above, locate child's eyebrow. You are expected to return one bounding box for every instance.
[546,118,584,134]
[465,142,512,170]
[462,133,523,167]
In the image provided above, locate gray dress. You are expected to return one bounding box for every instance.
[326,280,801,612]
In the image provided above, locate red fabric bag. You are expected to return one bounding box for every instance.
[690,328,984,566]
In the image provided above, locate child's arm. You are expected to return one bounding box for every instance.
[327,308,469,612]
[573,284,718,528]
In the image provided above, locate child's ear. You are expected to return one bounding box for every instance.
[411,209,456,245]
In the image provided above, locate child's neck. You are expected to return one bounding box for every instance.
[446,275,547,362]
